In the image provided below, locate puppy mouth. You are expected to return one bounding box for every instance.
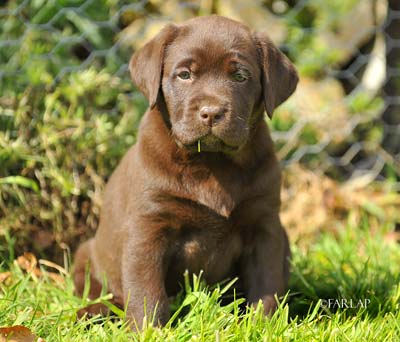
[178,134,240,153]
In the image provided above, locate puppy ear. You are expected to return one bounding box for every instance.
[129,24,178,108]
[252,32,298,118]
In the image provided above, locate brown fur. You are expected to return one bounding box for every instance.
[73,15,298,328]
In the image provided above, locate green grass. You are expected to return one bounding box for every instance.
[1,219,399,341]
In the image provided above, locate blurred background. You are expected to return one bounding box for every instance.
[0,0,399,262]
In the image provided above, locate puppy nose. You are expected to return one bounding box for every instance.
[199,106,226,126]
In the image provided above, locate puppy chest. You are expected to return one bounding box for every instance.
[166,224,243,287]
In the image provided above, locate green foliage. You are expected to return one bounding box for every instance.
[0,0,149,259]
[283,0,359,77]
[0,68,145,259]
[347,92,385,115]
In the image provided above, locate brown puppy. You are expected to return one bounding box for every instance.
[73,15,298,327]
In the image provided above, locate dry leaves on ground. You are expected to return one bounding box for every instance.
[0,253,65,285]
[0,326,44,342]
[281,164,400,244]
[0,272,11,284]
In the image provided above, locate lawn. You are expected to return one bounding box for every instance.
[1,217,399,341]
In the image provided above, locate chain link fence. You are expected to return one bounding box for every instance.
[0,0,399,258]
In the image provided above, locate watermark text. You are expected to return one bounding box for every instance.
[320,298,371,309]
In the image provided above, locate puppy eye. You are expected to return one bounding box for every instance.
[177,70,191,80]
[232,71,248,82]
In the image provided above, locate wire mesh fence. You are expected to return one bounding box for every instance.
[0,0,399,257]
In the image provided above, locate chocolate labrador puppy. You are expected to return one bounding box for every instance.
[73,15,298,327]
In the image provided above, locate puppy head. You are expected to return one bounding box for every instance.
[130,16,298,153]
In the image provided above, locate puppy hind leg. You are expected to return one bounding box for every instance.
[73,239,102,298]
[73,239,121,318]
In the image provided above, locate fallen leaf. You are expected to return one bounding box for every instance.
[17,253,37,273]
[0,325,42,342]
[16,253,42,278]
[0,272,11,283]
[14,254,65,284]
